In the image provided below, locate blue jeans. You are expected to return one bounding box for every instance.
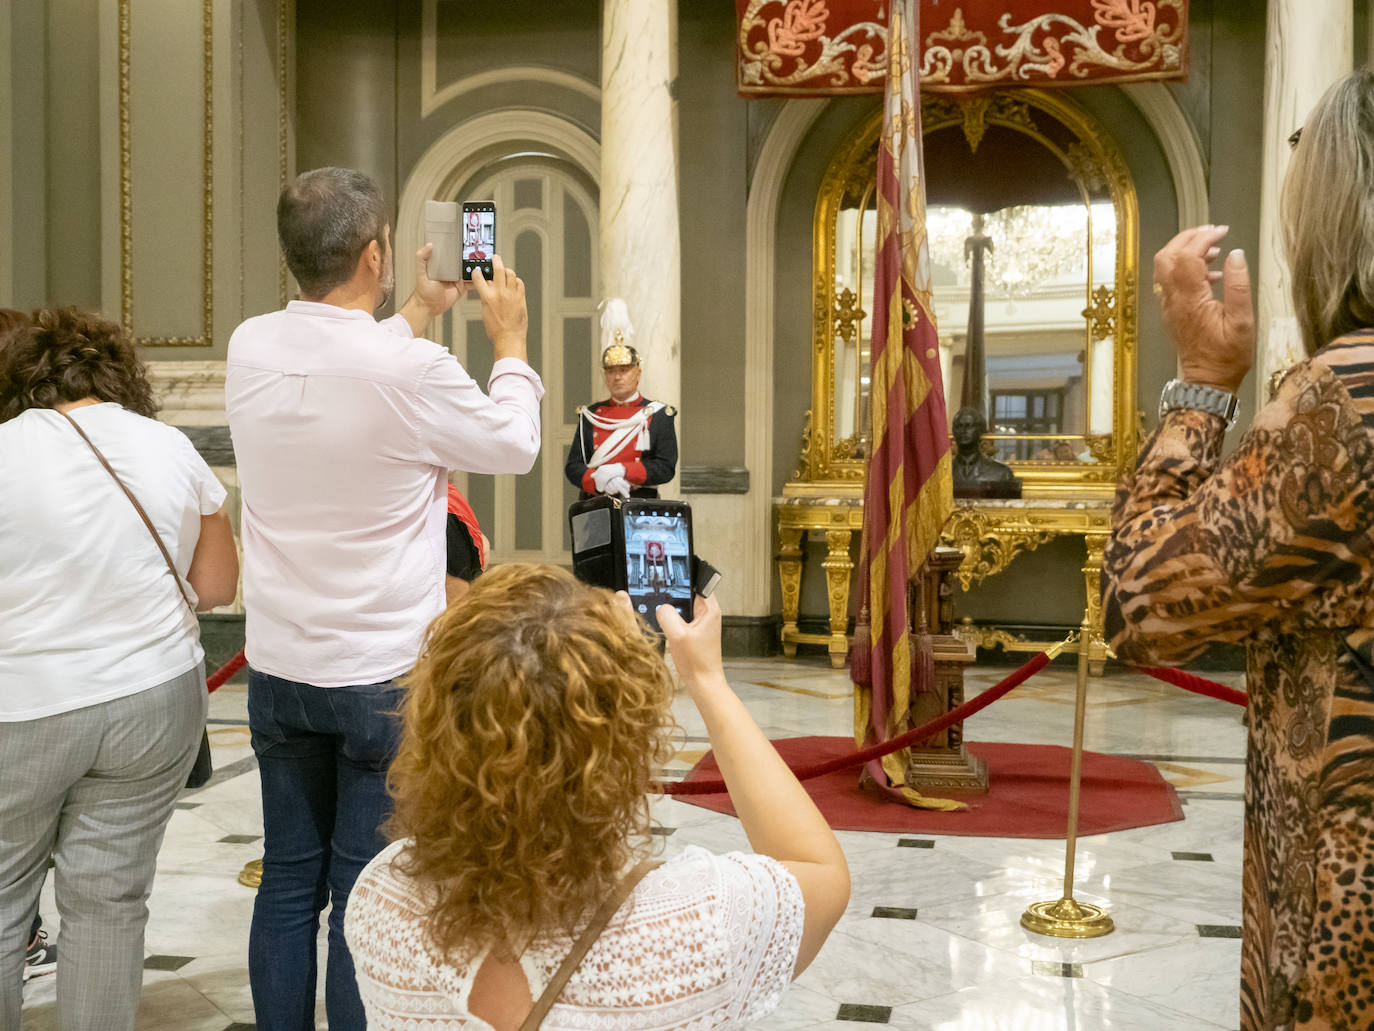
[247,670,403,1031]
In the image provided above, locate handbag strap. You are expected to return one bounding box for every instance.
[517,859,662,1031]
[59,408,196,615]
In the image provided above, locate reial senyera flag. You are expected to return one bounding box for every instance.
[851,0,957,811]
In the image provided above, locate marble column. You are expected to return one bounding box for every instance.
[1256,0,1353,403]
[600,0,681,477]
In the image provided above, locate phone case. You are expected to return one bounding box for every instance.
[424,201,462,281]
[568,497,695,632]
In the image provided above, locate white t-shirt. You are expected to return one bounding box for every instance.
[0,403,227,720]
[346,842,805,1031]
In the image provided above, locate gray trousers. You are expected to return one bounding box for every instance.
[0,664,206,1031]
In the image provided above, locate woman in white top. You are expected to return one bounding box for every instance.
[346,563,850,1030]
[0,307,239,1031]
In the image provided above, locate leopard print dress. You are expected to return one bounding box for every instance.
[1104,330,1374,1031]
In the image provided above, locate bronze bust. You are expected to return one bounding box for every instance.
[951,406,1021,498]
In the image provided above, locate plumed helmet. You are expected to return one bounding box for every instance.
[599,298,640,368]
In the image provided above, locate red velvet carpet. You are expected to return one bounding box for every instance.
[676,738,1184,838]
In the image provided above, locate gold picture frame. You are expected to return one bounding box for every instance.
[792,87,1139,499]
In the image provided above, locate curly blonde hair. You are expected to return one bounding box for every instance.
[385,563,677,959]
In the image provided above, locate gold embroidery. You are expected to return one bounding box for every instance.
[738,0,1187,95]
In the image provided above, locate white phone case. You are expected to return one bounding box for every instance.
[424,200,462,281]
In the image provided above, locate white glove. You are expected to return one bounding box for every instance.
[607,475,633,498]
[592,463,626,493]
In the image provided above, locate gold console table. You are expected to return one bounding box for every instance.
[775,495,1113,668]
[776,495,864,667]
[943,498,1113,668]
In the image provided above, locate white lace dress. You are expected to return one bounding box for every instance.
[345,842,805,1031]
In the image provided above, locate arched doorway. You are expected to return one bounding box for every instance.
[442,158,600,563]
[396,111,602,565]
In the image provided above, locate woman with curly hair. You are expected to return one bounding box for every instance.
[0,307,239,1030]
[1104,68,1374,1029]
[345,563,849,1030]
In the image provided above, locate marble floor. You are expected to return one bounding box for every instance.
[20,654,1249,1030]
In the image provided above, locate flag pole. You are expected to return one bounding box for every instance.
[1020,608,1115,938]
[850,426,872,689]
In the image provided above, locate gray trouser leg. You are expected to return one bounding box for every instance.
[0,664,205,1031]
[0,725,64,1029]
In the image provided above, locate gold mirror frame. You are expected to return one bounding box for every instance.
[793,88,1139,499]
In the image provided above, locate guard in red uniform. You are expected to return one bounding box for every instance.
[565,298,678,499]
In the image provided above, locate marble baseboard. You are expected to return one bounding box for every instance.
[794,614,852,637]
[177,426,235,466]
[199,614,246,675]
[722,614,781,658]
[680,466,749,494]
[959,622,1247,672]
[200,612,779,662]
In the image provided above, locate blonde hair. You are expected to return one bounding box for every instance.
[1282,66,1374,355]
[385,563,676,959]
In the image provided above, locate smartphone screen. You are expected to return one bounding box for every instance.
[624,505,694,633]
[461,202,495,281]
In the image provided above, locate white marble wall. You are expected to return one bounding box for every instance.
[599,0,681,486]
[148,360,228,426]
[1256,0,1353,401]
[147,360,243,615]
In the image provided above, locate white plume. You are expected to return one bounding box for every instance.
[599,297,635,349]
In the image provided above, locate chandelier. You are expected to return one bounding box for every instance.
[926,203,1116,299]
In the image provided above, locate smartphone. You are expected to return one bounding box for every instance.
[568,497,695,634]
[461,201,495,282]
[623,502,695,632]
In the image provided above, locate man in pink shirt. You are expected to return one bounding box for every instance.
[225,166,542,1031]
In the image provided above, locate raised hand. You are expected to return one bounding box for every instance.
[413,243,464,316]
[1152,225,1255,394]
[470,254,528,363]
[398,243,466,336]
[658,594,725,693]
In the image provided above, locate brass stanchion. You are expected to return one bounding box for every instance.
[1021,618,1115,938]
[238,858,262,889]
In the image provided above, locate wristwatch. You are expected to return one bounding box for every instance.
[1158,379,1239,429]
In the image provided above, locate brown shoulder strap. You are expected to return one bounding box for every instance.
[517,860,662,1031]
[59,408,196,614]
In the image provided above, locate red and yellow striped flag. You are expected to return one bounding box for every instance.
[852,0,957,810]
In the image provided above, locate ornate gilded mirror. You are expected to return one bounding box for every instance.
[792,88,1138,498]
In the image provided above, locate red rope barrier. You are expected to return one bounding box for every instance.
[659,649,1052,795]
[1136,665,1248,707]
[198,640,1244,799]
[206,649,246,693]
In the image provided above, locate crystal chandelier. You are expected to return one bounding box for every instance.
[926,203,1116,299]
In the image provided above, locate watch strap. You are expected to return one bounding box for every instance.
[1158,379,1239,429]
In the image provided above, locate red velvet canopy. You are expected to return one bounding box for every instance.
[736,0,1189,97]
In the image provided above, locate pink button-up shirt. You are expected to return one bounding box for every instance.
[226,301,543,686]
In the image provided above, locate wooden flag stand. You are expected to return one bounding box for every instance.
[901,546,988,794]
